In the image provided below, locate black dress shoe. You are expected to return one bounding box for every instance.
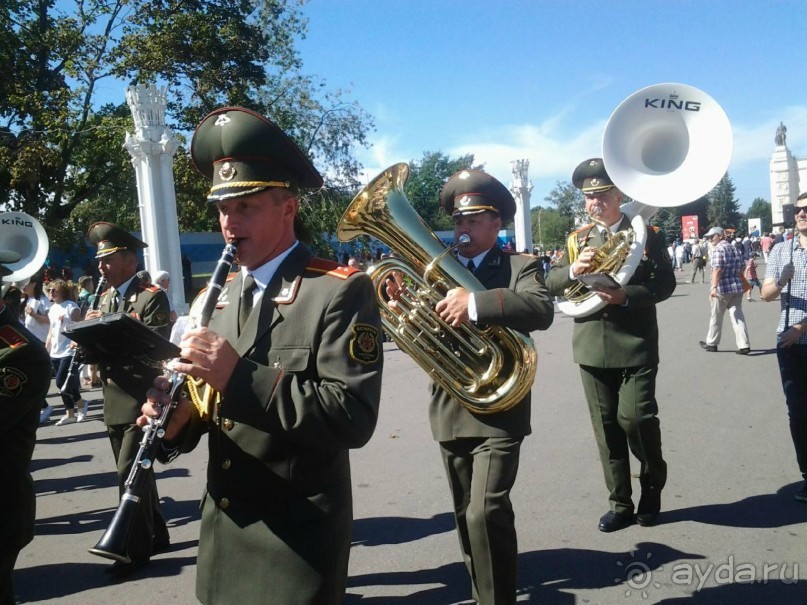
[104,557,150,580]
[699,341,717,352]
[598,511,634,532]
[736,348,750,355]
[637,489,662,527]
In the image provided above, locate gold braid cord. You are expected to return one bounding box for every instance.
[186,376,220,422]
[183,285,223,422]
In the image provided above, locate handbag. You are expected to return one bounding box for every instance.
[740,272,752,293]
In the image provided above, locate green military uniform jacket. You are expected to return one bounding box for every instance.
[545,217,676,367]
[429,247,554,441]
[97,276,171,425]
[0,306,51,555]
[179,244,383,605]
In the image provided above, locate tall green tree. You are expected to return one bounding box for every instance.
[530,206,570,251]
[544,181,585,227]
[404,151,480,232]
[746,197,772,234]
[1,0,374,249]
[706,174,741,232]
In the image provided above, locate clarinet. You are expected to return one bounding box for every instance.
[89,242,237,563]
[61,276,107,397]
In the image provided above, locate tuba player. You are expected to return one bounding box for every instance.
[545,158,675,532]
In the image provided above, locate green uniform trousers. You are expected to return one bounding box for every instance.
[440,436,522,605]
[579,365,667,514]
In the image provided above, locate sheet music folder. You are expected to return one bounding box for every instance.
[63,312,180,364]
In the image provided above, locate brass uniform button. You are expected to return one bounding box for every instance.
[221,459,232,470]
[223,419,234,431]
[219,497,230,510]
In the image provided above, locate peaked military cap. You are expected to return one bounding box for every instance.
[572,158,615,194]
[0,249,21,277]
[439,170,516,223]
[88,222,147,259]
[191,106,323,202]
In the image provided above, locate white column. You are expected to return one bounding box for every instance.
[509,159,534,253]
[123,84,187,313]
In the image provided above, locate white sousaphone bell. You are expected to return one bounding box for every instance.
[0,211,50,289]
[557,82,734,318]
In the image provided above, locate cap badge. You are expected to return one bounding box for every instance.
[590,178,600,187]
[219,162,237,182]
[458,171,471,180]
[589,160,599,166]
[214,114,231,127]
[458,195,471,207]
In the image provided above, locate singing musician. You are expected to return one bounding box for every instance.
[139,107,383,605]
[389,170,554,604]
[545,158,675,532]
[83,223,172,578]
[0,251,51,605]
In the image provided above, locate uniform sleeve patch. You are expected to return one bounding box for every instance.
[349,324,380,365]
[0,367,26,397]
[0,325,28,348]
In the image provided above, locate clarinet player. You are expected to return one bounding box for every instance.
[139,107,383,605]
[83,224,172,578]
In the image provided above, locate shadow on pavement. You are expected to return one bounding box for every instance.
[347,541,702,604]
[656,580,807,604]
[14,554,198,603]
[35,496,200,536]
[661,483,807,528]
[352,512,454,546]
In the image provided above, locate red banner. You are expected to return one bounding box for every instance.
[682,215,699,241]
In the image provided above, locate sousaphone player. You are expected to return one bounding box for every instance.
[546,159,675,532]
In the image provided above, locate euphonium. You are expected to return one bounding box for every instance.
[337,163,537,414]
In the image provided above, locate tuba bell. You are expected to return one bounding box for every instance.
[557,83,733,318]
[337,163,537,414]
[0,211,49,290]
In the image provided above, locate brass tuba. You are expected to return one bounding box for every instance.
[337,163,537,414]
[557,83,733,318]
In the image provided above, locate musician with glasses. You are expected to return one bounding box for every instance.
[83,224,172,578]
[545,158,675,532]
[139,107,383,605]
[0,251,51,605]
[762,192,807,503]
[388,169,553,605]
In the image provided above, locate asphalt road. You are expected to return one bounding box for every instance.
[13,269,807,604]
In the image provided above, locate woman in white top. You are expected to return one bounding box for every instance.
[45,280,85,425]
[23,279,51,343]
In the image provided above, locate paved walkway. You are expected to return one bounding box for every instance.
[13,269,807,604]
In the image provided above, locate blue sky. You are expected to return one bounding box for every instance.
[297,0,807,211]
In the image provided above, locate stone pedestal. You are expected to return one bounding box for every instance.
[124,84,187,313]
[509,160,533,253]
[769,146,800,228]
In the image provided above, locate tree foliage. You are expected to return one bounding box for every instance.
[1,0,374,251]
[404,151,481,232]
[543,181,585,227]
[746,197,772,234]
[706,174,742,232]
[530,206,570,252]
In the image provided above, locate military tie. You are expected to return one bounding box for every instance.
[238,274,256,333]
[466,259,476,273]
[109,289,119,312]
